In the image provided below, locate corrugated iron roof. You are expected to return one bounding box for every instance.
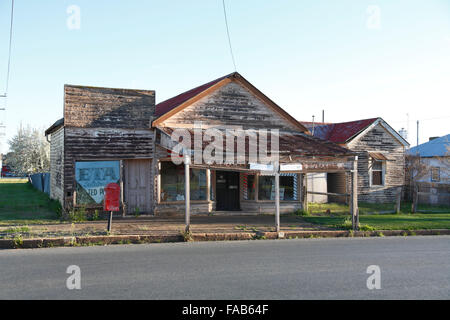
[157,127,353,159]
[300,118,379,144]
[408,134,450,157]
[155,73,234,117]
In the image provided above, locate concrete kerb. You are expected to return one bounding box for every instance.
[0,229,449,249]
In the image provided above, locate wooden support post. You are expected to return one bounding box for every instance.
[274,162,280,234]
[299,173,303,206]
[351,156,359,230]
[254,174,259,201]
[184,154,190,232]
[396,186,402,214]
[206,169,211,201]
[206,169,211,213]
[302,173,308,213]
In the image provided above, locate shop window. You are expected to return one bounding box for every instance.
[160,162,207,201]
[258,174,297,201]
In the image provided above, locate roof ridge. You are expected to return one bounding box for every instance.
[155,72,237,117]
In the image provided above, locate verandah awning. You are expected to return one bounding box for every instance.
[155,127,356,173]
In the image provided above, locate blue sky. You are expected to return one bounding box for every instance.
[0,0,449,153]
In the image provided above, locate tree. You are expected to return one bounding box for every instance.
[7,124,50,175]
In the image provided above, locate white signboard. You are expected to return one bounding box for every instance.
[280,163,302,172]
[249,163,274,171]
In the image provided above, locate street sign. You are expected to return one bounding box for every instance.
[280,163,302,172]
[249,163,274,171]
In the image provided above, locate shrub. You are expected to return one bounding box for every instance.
[68,207,87,222]
[293,209,310,216]
[359,224,376,231]
[339,218,353,230]
[88,210,100,221]
[13,235,23,248]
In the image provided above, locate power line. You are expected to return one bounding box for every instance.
[4,0,15,96]
[222,0,237,72]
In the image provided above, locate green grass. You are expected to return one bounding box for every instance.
[307,202,450,215]
[301,213,450,230]
[0,178,61,225]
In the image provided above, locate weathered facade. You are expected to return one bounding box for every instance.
[46,73,357,221]
[46,85,156,211]
[407,135,450,205]
[301,118,410,203]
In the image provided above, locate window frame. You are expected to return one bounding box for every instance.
[431,167,440,182]
[159,161,209,203]
[369,158,386,187]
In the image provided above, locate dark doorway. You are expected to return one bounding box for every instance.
[215,171,240,211]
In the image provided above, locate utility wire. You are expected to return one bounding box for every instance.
[222,0,237,72]
[3,0,14,96]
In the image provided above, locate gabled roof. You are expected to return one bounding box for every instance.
[300,117,409,146]
[155,73,232,117]
[300,118,378,144]
[408,134,450,157]
[153,72,308,132]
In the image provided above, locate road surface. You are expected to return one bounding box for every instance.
[0,236,449,299]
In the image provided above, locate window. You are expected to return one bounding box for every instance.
[280,175,297,200]
[160,162,207,201]
[431,167,440,182]
[371,159,385,186]
[257,174,298,201]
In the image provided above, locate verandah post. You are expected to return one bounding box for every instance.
[274,161,280,233]
[351,156,359,230]
[302,173,308,213]
[184,153,191,233]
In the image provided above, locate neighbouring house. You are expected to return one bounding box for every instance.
[46,72,358,218]
[300,118,410,204]
[407,135,450,205]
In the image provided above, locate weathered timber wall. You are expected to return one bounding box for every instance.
[50,127,64,204]
[63,127,155,207]
[64,85,155,128]
[347,123,406,203]
[155,202,215,216]
[160,81,300,131]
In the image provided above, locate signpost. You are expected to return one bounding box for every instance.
[104,183,120,233]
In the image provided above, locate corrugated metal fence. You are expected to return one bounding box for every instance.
[29,173,50,195]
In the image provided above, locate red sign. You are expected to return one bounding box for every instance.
[104,183,120,211]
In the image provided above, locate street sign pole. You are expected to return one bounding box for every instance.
[107,211,113,233]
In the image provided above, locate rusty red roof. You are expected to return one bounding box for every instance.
[155,73,235,117]
[300,118,379,144]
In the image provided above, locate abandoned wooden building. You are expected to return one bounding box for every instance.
[45,72,361,230]
[300,118,410,203]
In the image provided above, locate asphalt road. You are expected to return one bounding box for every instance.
[0,236,449,299]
